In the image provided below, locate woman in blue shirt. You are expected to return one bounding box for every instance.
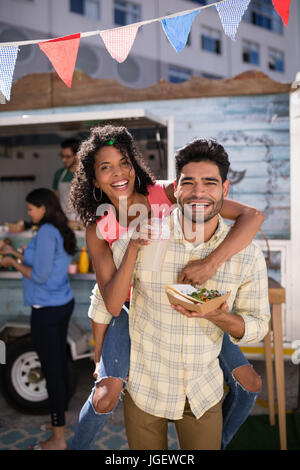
[0,188,76,450]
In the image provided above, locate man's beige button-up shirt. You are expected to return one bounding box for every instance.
[89,209,270,420]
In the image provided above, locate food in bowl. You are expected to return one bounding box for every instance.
[165,284,230,314]
[190,288,223,303]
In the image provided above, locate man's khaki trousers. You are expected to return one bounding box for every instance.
[123,390,222,450]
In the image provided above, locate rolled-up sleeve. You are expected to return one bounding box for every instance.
[88,284,113,324]
[30,225,56,284]
[230,248,270,345]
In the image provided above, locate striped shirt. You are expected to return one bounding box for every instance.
[89,209,270,420]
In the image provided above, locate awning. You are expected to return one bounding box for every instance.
[0,108,168,137]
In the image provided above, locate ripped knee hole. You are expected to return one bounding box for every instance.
[232,366,262,393]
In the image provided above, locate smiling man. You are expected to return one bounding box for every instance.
[109,138,270,450]
[175,140,230,247]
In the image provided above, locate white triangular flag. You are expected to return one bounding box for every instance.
[216,0,251,40]
[0,46,19,101]
[100,25,139,63]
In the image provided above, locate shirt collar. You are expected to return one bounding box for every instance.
[171,207,228,249]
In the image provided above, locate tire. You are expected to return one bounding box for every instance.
[1,334,77,414]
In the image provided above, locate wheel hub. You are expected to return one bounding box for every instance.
[11,351,48,402]
[28,367,43,384]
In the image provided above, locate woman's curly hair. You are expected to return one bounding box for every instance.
[70,125,155,226]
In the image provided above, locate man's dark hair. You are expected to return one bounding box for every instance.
[175,138,230,183]
[61,138,81,155]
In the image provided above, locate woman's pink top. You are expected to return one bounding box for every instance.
[96,183,174,302]
[96,183,174,246]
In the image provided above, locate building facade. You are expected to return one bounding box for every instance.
[0,0,299,87]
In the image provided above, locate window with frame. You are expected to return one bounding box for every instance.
[201,72,223,79]
[201,27,221,55]
[243,0,283,34]
[268,48,284,72]
[70,0,100,19]
[168,65,192,84]
[188,0,217,5]
[114,0,141,26]
[242,40,260,65]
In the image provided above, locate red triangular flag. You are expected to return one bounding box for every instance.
[272,0,290,26]
[39,33,81,88]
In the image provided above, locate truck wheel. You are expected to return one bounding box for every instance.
[1,334,77,413]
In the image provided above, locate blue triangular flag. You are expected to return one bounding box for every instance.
[216,0,251,41]
[0,46,19,101]
[161,10,200,53]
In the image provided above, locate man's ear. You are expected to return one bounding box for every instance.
[223,179,230,198]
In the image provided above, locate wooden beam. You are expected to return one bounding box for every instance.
[2,70,292,111]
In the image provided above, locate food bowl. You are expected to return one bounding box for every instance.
[165,284,230,314]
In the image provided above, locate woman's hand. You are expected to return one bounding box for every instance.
[177,256,219,286]
[0,244,14,256]
[129,218,162,250]
[93,362,100,380]
[0,255,15,269]
[129,233,151,250]
[0,255,31,279]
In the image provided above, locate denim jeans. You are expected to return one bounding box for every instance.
[219,332,259,449]
[71,304,130,450]
[72,304,259,450]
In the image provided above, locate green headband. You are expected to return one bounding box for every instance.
[105,139,115,146]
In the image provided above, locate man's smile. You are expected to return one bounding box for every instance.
[183,199,214,212]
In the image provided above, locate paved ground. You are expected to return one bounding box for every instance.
[0,358,299,450]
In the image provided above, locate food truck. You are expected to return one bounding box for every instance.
[0,69,299,412]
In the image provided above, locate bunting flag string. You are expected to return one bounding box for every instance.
[161,10,200,53]
[216,0,251,41]
[38,33,81,88]
[272,0,291,26]
[0,46,19,101]
[100,25,139,63]
[0,0,291,93]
